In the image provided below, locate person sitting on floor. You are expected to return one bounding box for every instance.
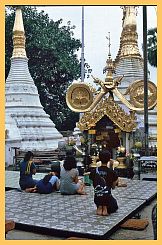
[60,155,86,195]
[51,161,61,177]
[19,151,39,190]
[89,149,119,216]
[25,172,60,194]
[25,164,60,194]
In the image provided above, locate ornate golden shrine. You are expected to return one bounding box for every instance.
[66,6,157,134]
[66,6,157,170]
[66,57,157,133]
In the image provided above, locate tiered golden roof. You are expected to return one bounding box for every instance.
[77,95,137,132]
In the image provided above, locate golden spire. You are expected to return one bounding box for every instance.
[115,6,142,64]
[103,32,115,84]
[12,6,27,58]
[122,6,137,29]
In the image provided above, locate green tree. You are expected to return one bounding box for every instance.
[5,6,81,130]
[147,27,157,67]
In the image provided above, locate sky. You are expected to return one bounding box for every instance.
[37,5,157,83]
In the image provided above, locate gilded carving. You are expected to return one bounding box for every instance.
[77,96,137,132]
[66,83,93,112]
[66,55,156,131]
[125,80,157,109]
[66,7,157,133]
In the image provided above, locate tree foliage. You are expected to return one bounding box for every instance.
[147,27,157,67]
[5,6,81,130]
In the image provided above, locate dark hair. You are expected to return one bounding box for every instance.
[63,156,77,171]
[58,155,64,161]
[51,162,61,178]
[99,149,111,164]
[66,150,74,156]
[83,155,92,165]
[42,173,53,185]
[24,151,34,162]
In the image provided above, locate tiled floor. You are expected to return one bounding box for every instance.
[5,171,46,189]
[113,179,157,201]
[5,189,145,238]
[5,171,156,239]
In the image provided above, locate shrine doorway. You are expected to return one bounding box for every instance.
[91,115,120,157]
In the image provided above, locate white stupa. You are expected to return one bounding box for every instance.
[5,7,63,165]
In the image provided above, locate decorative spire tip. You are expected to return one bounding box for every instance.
[12,7,27,58]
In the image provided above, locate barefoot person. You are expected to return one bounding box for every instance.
[25,162,60,194]
[60,155,86,195]
[19,151,38,190]
[25,171,60,194]
[89,149,118,216]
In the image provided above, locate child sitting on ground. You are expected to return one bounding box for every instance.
[25,164,60,194]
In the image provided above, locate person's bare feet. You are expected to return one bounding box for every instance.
[96,206,103,215]
[77,183,86,195]
[25,188,33,193]
[25,187,37,193]
[102,206,109,216]
[77,189,87,195]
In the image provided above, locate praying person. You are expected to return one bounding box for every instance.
[89,149,119,216]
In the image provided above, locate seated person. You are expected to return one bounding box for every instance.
[89,149,119,216]
[60,155,86,195]
[19,151,38,190]
[25,164,60,194]
[51,161,61,178]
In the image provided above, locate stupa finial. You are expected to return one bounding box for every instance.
[12,6,27,58]
[107,31,111,58]
[103,32,115,83]
[121,6,137,29]
[114,6,142,63]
